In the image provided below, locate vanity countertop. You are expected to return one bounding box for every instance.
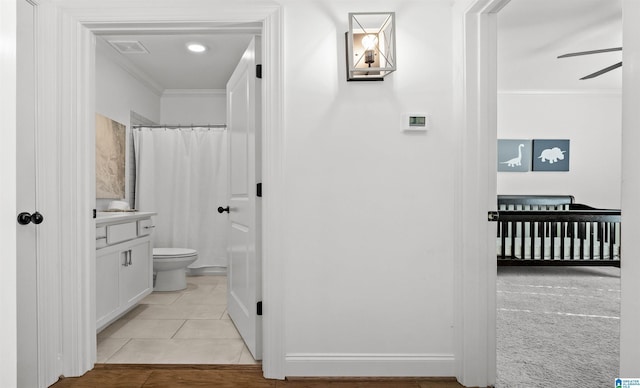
[96,211,157,226]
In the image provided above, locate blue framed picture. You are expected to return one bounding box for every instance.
[532,139,570,171]
[497,139,532,172]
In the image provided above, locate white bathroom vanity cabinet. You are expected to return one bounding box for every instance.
[95,212,156,332]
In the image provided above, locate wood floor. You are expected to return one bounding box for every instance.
[50,364,465,388]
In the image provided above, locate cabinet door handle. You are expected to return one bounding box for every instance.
[120,250,134,267]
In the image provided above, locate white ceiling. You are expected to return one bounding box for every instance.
[97,33,256,91]
[498,0,622,90]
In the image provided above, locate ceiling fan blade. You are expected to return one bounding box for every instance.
[558,47,622,58]
[580,61,622,80]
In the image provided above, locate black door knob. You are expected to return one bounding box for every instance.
[31,212,44,225]
[17,211,44,225]
[17,212,32,225]
[217,206,230,213]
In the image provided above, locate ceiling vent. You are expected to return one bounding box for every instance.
[108,40,149,54]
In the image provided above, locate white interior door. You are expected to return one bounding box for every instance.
[224,37,262,360]
[16,0,39,386]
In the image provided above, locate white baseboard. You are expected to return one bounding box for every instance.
[187,267,227,276]
[284,353,455,377]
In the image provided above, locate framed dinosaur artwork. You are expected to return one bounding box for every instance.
[532,139,570,171]
[497,139,532,172]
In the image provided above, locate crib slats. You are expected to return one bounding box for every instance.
[510,221,516,259]
[491,208,621,267]
[550,221,556,261]
[579,222,585,261]
[539,221,546,261]
[609,223,615,261]
[530,221,535,261]
[520,221,526,261]
[560,221,566,261]
[569,222,575,260]
[500,221,507,259]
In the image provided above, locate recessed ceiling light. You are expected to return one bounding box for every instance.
[187,43,207,53]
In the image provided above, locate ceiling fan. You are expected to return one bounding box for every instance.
[557,47,622,80]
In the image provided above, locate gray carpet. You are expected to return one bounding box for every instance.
[497,266,620,388]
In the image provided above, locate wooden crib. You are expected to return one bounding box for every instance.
[489,195,621,267]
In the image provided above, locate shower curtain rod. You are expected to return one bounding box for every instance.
[132,124,227,130]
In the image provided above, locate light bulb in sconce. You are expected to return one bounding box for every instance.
[361,34,377,65]
[361,34,378,50]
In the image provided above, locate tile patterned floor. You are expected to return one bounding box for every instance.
[97,275,259,365]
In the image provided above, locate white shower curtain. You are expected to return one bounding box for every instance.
[133,127,228,272]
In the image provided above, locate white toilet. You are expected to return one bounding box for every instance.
[152,248,198,291]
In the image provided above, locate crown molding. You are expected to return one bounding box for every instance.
[162,89,226,97]
[90,22,262,36]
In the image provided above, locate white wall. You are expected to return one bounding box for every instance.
[281,0,457,375]
[160,90,226,124]
[497,92,622,208]
[95,45,161,210]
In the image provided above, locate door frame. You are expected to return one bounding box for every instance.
[0,0,18,386]
[457,0,640,383]
[620,0,640,376]
[38,0,285,382]
[453,0,509,386]
[4,1,65,385]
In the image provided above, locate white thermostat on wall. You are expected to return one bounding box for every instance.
[402,113,429,131]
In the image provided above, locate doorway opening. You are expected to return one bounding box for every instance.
[93,27,263,365]
[493,0,622,386]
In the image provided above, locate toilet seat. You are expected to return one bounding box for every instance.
[153,248,197,258]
